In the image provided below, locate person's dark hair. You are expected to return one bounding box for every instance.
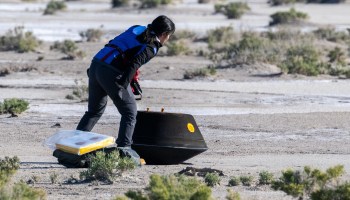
[137,15,175,43]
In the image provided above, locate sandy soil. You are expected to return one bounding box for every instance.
[1,0,350,199]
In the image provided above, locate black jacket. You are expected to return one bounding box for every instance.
[116,40,162,89]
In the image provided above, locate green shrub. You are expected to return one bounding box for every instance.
[278,44,325,76]
[0,156,20,188]
[272,165,346,199]
[184,66,216,79]
[139,0,171,8]
[0,26,41,53]
[166,40,190,56]
[117,174,213,200]
[270,8,308,26]
[80,29,103,42]
[259,171,274,185]
[0,98,29,115]
[215,2,250,19]
[206,26,237,66]
[204,173,221,187]
[227,32,269,65]
[112,0,129,7]
[50,40,86,60]
[0,156,46,200]
[228,176,240,186]
[240,176,254,186]
[80,151,136,183]
[226,189,241,200]
[311,182,350,200]
[44,0,67,15]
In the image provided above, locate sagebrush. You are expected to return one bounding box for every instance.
[0,26,41,53]
[0,98,29,115]
[115,174,213,200]
[215,2,250,19]
[0,156,46,200]
[270,8,308,26]
[272,165,347,199]
[50,39,86,60]
[44,0,67,15]
[204,173,221,187]
[80,29,103,42]
[80,151,136,183]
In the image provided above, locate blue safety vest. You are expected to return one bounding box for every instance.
[94,25,149,65]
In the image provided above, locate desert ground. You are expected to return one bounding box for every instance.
[1,0,350,199]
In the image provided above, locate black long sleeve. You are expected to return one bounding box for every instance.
[117,41,161,89]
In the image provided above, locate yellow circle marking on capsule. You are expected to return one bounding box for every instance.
[187,123,195,133]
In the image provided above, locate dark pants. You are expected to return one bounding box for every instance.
[76,59,137,147]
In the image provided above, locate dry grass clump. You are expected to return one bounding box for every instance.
[66,79,88,102]
[166,40,191,56]
[207,26,237,51]
[226,189,241,200]
[206,26,238,66]
[165,30,197,56]
[214,2,250,19]
[172,30,197,41]
[79,28,103,42]
[50,40,86,60]
[0,63,37,77]
[114,174,213,200]
[0,26,41,53]
[184,66,216,79]
[313,26,350,43]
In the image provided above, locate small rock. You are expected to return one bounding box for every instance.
[51,123,61,128]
